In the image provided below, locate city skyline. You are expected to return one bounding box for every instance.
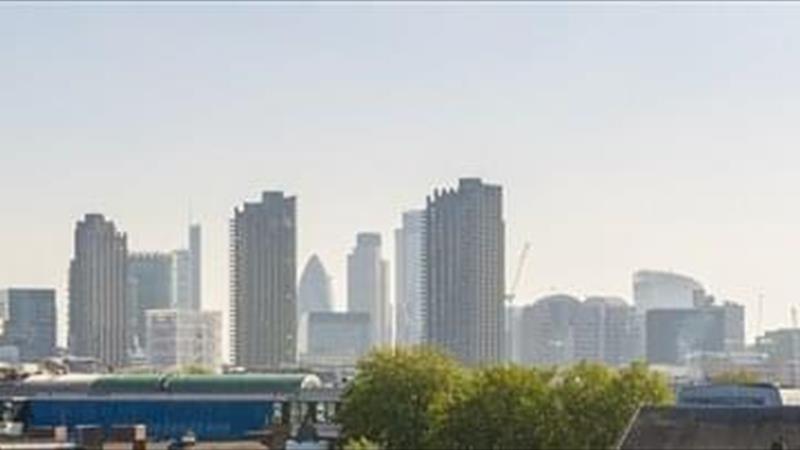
[7,3,800,350]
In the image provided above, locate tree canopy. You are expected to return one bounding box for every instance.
[709,369,761,385]
[337,346,466,450]
[338,348,673,450]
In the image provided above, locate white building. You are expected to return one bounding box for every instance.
[633,270,704,312]
[146,309,222,371]
[394,210,425,346]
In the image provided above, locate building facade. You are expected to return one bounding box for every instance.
[573,296,640,366]
[646,300,745,365]
[633,270,704,312]
[298,254,334,317]
[171,250,191,310]
[189,224,202,310]
[0,289,57,362]
[302,311,371,367]
[297,254,334,355]
[347,233,391,348]
[425,178,505,364]
[230,191,297,368]
[146,309,222,370]
[68,214,129,367]
[128,253,173,351]
[170,225,202,311]
[394,210,425,347]
[518,294,580,366]
[517,294,640,367]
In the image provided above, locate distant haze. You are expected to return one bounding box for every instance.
[3,3,800,352]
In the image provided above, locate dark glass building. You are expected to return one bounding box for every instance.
[0,288,56,361]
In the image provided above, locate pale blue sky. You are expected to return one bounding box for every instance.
[3,2,800,348]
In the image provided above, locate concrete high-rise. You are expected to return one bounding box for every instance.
[0,288,57,362]
[394,210,425,346]
[424,178,505,365]
[68,214,129,367]
[347,233,391,348]
[128,253,173,351]
[230,191,297,369]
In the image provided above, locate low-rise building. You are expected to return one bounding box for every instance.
[0,289,57,362]
[302,312,370,367]
[146,309,222,371]
[646,300,745,365]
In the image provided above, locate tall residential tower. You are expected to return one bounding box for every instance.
[425,178,505,364]
[230,192,297,369]
[68,214,129,367]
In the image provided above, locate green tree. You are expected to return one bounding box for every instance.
[433,365,552,450]
[546,362,673,450]
[709,369,760,385]
[342,437,380,450]
[337,347,466,450]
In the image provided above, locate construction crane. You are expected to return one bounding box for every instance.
[505,241,531,303]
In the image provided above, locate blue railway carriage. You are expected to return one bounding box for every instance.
[1,373,323,442]
[20,397,275,441]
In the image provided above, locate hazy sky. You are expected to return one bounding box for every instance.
[3,2,800,350]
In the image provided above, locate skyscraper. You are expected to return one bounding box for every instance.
[297,254,334,355]
[425,178,505,365]
[171,249,189,310]
[0,288,57,362]
[189,224,202,310]
[347,233,391,348]
[171,225,202,311]
[128,253,173,351]
[68,214,129,367]
[298,254,334,317]
[230,191,297,369]
[394,210,425,346]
